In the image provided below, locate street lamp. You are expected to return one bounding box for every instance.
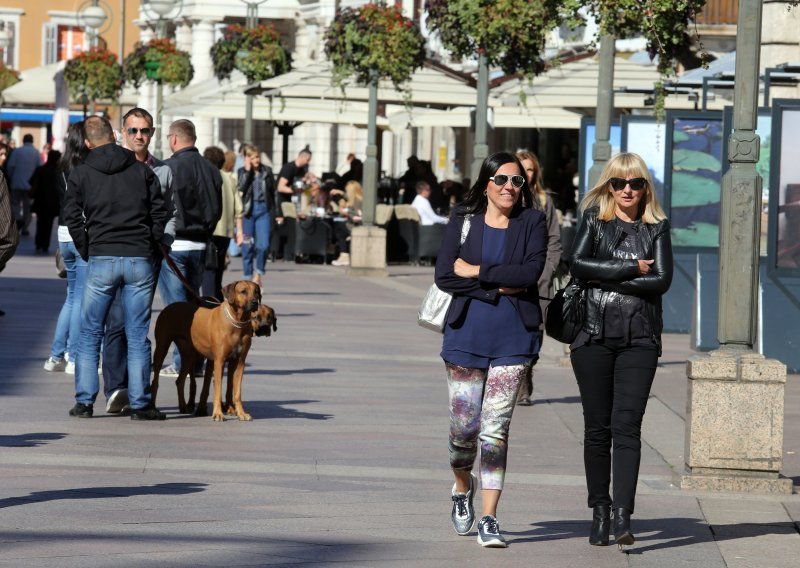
[0,22,11,141]
[78,1,109,48]
[142,0,182,158]
[240,0,268,143]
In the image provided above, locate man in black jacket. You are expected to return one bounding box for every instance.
[63,116,168,420]
[158,119,222,376]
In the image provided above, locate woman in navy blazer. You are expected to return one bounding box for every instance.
[434,152,548,548]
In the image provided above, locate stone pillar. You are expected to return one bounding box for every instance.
[679,351,792,493]
[587,34,615,190]
[761,0,800,104]
[348,226,388,278]
[190,19,217,84]
[680,0,791,495]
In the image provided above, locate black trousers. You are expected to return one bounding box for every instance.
[202,236,231,301]
[570,337,658,513]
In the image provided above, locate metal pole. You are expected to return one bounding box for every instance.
[243,2,259,143]
[153,18,166,159]
[470,52,489,181]
[587,34,615,191]
[362,75,379,226]
[717,0,763,348]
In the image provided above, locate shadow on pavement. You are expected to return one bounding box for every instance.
[0,432,67,447]
[245,367,335,376]
[0,482,206,509]
[532,396,581,406]
[507,516,800,553]
[241,399,333,421]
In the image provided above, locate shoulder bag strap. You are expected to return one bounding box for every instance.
[459,214,472,246]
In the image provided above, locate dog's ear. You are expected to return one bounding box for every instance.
[222,282,238,304]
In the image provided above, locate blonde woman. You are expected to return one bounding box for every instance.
[331,180,364,267]
[568,152,672,549]
[515,150,562,405]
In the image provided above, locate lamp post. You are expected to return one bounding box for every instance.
[80,1,108,48]
[470,52,489,181]
[240,1,267,144]
[78,1,110,116]
[587,33,615,191]
[143,0,180,159]
[0,22,11,140]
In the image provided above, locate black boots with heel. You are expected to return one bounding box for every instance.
[613,507,635,549]
[589,505,611,546]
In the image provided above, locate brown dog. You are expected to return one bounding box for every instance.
[151,280,261,420]
[220,303,277,415]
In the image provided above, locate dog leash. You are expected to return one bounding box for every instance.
[159,244,222,306]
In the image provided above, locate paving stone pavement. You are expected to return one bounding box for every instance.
[1,234,799,567]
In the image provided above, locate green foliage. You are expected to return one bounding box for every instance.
[324,2,426,94]
[64,47,122,102]
[124,38,193,89]
[210,23,291,83]
[0,61,20,92]
[426,0,570,77]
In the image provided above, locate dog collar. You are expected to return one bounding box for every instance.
[223,303,250,329]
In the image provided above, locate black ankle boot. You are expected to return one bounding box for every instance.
[589,505,610,545]
[613,507,634,548]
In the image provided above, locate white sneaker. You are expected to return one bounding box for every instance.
[160,365,179,377]
[65,361,75,375]
[106,389,129,414]
[44,357,67,372]
[477,515,507,548]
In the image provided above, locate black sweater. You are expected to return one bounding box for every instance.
[63,143,167,260]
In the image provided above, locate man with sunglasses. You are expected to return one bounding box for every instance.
[101,108,175,416]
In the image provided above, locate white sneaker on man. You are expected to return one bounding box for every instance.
[44,357,67,372]
[106,389,129,414]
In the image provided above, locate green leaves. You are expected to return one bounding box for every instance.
[324,2,425,94]
[64,47,122,102]
[124,39,193,89]
[0,62,20,92]
[426,0,567,78]
[211,24,290,83]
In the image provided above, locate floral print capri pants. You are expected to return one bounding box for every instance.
[446,361,531,490]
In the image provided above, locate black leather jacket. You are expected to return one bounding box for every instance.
[569,207,673,352]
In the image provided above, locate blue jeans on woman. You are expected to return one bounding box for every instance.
[75,256,156,410]
[242,201,271,279]
[50,241,88,361]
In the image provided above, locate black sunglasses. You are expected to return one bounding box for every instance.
[609,177,646,191]
[489,174,525,188]
[126,127,153,136]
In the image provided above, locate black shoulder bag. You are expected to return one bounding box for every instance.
[544,224,601,344]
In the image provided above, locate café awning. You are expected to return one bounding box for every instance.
[2,63,138,106]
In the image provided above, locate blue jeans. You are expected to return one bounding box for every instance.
[242,202,271,278]
[75,256,156,409]
[51,241,88,360]
[158,249,205,370]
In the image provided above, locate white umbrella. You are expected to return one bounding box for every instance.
[51,61,70,152]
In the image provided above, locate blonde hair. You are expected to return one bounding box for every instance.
[516,150,547,209]
[580,152,666,224]
[245,145,261,158]
[344,180,363,208]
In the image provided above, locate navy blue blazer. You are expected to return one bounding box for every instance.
[434,207,548,330]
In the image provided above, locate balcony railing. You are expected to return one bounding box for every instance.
[694,0,738,26]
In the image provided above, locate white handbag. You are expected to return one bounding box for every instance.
[417,215,472,333]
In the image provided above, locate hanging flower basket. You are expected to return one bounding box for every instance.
[211,23,291,83]
[324,2,425,97]
[64,47,123,102]
[124,38,193,89]
[0,61,20,92]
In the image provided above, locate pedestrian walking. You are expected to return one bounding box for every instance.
[568,152,673,549]
[514,150,562,405]
[6,133,41,235]
[237,144,274,286]
[203,145,243,300]
[434,151,547,548]
[0,164,19,317]
[43,122,88,373]
[29,149,62,254]
[62,116,168,420]
[158,119,222,377]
